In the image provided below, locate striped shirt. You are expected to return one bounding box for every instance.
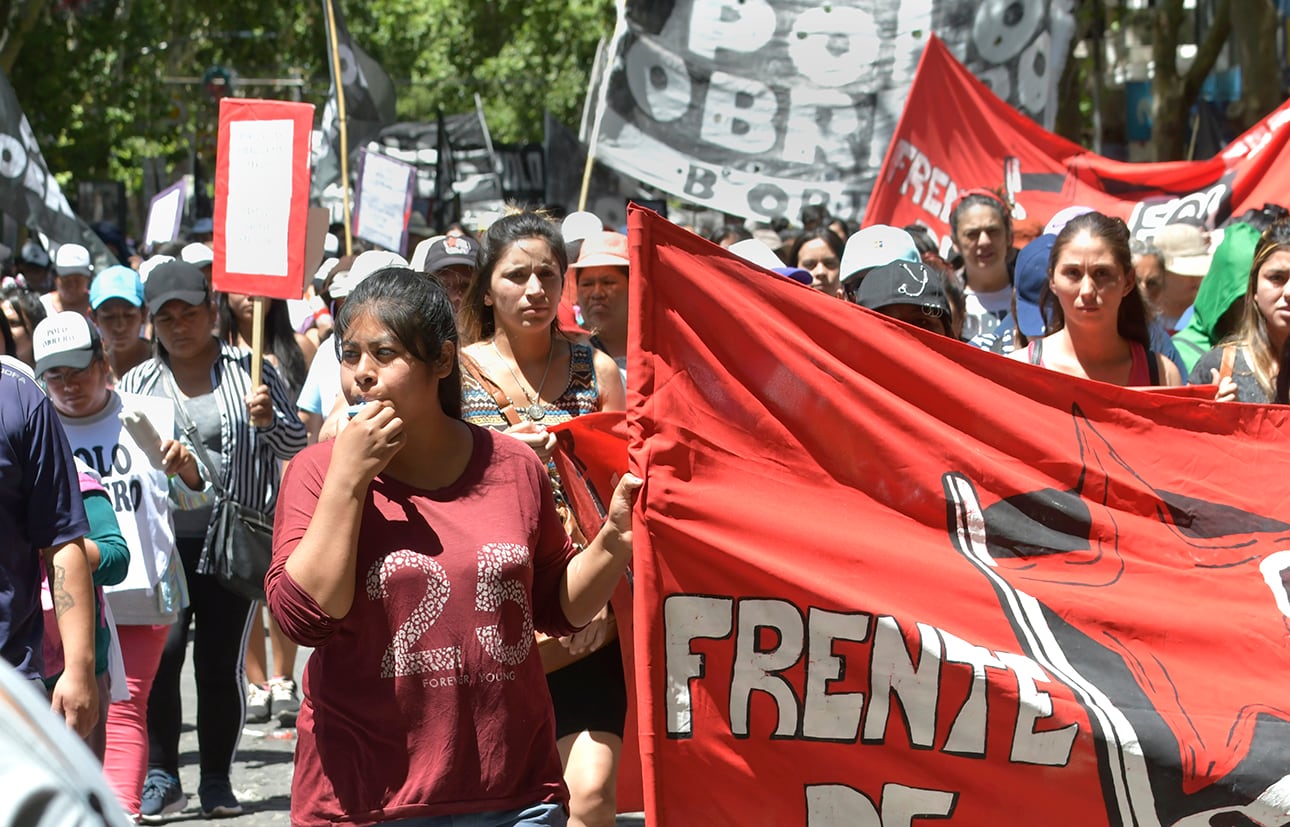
[118,340,307,516]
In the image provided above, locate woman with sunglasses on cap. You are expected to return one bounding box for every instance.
[1008,211,1182,387]
[458,211,628,827]
[118,259,307,819]
[266,267,640,826]
[1193,218,1290,402]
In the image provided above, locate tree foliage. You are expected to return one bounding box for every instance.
[2,0,613,231]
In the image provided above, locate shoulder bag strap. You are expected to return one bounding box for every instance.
[1145,347,1161,386]
[162,367,228,500]
[459,350,524,427]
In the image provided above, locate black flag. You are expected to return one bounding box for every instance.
[313,0,397,200]
[432,111,459,231]
[0,68,115,266]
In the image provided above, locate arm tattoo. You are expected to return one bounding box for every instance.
[50,563,74,616]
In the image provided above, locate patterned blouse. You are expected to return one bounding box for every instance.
[461,340,601,500]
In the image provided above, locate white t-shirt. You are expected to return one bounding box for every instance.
[56,392,194,625]
[962,285,1013,341]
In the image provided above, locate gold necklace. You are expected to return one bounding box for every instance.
[491,338,556,422]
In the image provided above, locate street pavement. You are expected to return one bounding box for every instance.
[161,632,644,825]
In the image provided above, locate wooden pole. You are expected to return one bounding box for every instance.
[323,0,354,256]
[250,296,266,389]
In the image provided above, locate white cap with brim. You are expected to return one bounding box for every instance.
[561,211,603,244]
[54,243,93,277]
[1164,253,1213,278]
[330,250,408,299]
[840,225,920,284]
[33,311,98,376]
[181,242,214,267]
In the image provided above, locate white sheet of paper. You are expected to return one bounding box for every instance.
[224,119,294,277]
[144,184,184,246]
[355,151,415,254]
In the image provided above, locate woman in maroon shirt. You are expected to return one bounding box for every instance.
[266,267,639,827]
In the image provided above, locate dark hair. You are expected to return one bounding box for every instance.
[1230,203,1290,233]
[337,267,462,419]
[799,204,830,229]
[904,224,939,258]
[0,302,14,357]
[218,295,307,393]
[1233,218,1290,397]
[1,283,46,336]
[948,190,1012,238]
[705,224,751,246]
[459,211,567,345]
[787,228,844,268]
[1039,211,1151,348]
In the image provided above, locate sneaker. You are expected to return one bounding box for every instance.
[139,769,186,822]
[245,681,270,723]
[198,778,243,818]
[269,676,300,727]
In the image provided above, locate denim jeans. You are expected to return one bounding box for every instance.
[386,802,567,827]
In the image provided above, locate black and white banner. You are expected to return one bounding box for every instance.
[0,68,115,265]
[591,0,1075,222]
[312,0,397,201]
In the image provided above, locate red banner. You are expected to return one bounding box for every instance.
[626,204,1290,826]
[866,35,1290,249]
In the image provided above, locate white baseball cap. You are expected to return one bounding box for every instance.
[54,243,93,277]
[839,225,920,286]
[181,242,214,267]
[330,250,408,299]
[33,311,99,377]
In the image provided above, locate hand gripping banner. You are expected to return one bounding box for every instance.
[624,204,1290,826]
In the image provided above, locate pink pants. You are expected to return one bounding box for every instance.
[103,624,170,815]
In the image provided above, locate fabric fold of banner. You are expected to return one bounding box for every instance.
[625,204,1290,827]
[867,35,1290,247]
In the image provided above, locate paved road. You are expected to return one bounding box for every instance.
[162,630,644,825]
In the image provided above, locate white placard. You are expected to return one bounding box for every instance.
[224,119,294,276]
[144,181,186,247]
[354,150,415,254]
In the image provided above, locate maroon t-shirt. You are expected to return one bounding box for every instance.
[267,425,579,826]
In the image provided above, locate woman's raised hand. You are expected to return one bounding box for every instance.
[503,419,558,463]
[334,400,405,483]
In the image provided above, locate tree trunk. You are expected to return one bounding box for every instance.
[0,0,52,74]
[1227,0,1280,132]
[1151,0,1231,161]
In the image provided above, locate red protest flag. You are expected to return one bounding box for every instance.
[626,204,1290,826]
[867,35,1290,243]
[549,411,643,814]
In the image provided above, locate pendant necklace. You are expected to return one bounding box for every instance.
[492,338,556,422]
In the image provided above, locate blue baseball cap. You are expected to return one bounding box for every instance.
[1014,234,1056,338]
[89,265,145,310]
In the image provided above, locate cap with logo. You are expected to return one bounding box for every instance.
[840,225,921,286]
[33,311,100,376]
[855,260,951,320]
[54,243,93,278]
[424,235,480,274]
[144,260,210,314]
[89,265,145,310]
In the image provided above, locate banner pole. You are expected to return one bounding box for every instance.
[323,0,354,256]
[577,97,609,212]
[251,296,266,389]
